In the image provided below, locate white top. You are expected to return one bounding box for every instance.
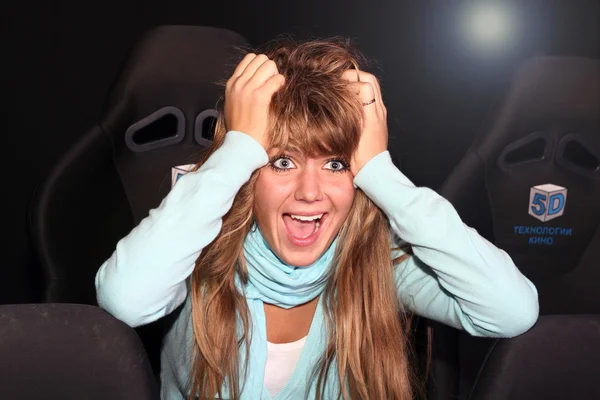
[264,335,308,398]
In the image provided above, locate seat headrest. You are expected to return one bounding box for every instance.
[471,314,600,400]
[98,26,250,223]
[0,304,159,398]
[101,25,249,144]
[477,56,600,285]
[477,56,600,158]
[438,56,600,314]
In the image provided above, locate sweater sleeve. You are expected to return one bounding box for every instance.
[95,131,268,327]
[353,151,539,338]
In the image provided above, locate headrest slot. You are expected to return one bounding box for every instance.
[498,131,552,171]
[557,133,600,176]
[194,109,218,147]
[125,106,185,152]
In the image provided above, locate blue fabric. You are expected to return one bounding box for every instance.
[235,225,338,398]
[241,224,338,308]
[95,131,539,399]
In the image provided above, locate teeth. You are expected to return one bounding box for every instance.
[290,213,323,221]
[286,213,324,240]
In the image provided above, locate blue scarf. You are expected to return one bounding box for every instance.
[242,224,338,308]
[232,224,338,398]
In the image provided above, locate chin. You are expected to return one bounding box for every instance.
[279,251,321,268]
[277,233,336,267]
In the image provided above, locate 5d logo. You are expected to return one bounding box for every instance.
[529,184,567,223]
[171,164,195,189]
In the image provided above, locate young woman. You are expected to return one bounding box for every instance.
[95,37,539,400]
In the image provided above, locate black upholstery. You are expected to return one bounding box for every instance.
[28,25,251,376]
[470,314,600,400]
[441,55,600,307]
[429,56,600,399]
[0,303,159,399]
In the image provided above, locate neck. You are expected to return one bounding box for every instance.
[264,296,320,343]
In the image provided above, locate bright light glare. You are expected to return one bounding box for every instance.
[462,3,517,53]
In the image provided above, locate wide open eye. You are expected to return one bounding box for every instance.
[323,158,349,173]
[270,156,297,172]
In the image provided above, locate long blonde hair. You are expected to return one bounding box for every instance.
[189,36,421,400]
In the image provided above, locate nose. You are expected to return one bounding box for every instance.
[294,165,323,202]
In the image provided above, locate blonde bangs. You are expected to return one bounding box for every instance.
[268,90,362,160]
[264,39,365,160]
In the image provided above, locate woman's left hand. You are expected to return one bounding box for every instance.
[342,69,389,176]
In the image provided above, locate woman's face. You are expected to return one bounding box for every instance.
[254,150,356,267]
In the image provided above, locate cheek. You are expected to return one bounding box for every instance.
[328,179,356,217]
[339,190,356,216]
[253,173,290,223]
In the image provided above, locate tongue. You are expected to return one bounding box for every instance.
[283,215,316,239]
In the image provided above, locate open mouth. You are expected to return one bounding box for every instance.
[282,212,328,246]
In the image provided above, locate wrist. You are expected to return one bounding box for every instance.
[351,150,387,176]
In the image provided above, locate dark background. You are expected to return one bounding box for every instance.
[4,0,599,304]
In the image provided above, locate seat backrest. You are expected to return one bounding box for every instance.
[429,56,600,400]
[469,314,600,400]
[100,25,251,225]
[441,55,600,315]
[29,25,250,304]
[28,26,251,377]
[0,303,159,399]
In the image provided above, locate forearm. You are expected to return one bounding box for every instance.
[354,151,539,337]
[95,131,268,327]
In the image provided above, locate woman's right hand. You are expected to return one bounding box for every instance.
[224,53,285,149]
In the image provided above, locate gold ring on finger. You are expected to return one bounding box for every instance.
[362,98,376,106]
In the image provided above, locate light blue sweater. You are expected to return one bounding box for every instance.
[95,131,539,399]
